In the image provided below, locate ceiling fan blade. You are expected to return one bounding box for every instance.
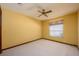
[38,10,42,13]
[42,9,45,11]
[44,14,48,17]
[38,14,42,17]
[46,10,52,13]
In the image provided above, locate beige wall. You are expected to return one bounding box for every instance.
[78,11,79,47]
[42,12,78,45]
[1,5,78,49]
[2,6,42,49]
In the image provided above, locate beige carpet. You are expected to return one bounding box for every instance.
[0,39,79,56]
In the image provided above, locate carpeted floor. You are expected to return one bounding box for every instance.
[0,39,79,56]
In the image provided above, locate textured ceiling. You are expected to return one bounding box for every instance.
[1,3,79,20]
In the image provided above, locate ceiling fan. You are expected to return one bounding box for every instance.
[38,9,52,17]
[17,3,52,17]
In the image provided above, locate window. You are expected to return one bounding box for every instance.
[49,20,63,38]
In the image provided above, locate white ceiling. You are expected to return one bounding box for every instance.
[1,3,79,20]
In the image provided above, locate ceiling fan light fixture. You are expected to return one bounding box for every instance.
[38,9,52,17]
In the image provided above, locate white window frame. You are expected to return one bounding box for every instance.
[49,20,64,38]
